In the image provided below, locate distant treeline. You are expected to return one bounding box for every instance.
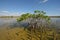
[0,16,60,18]
[0,16,19,18]
[49,16,60,18]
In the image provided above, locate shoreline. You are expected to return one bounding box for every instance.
[0,16,60,18]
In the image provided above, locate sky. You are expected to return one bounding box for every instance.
[0,0,60,16]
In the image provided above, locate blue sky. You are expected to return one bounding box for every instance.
[0,0,60,16]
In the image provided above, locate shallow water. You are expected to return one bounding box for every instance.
[0,18,16,27]
[51,18,60,28]
[0,18,60,28]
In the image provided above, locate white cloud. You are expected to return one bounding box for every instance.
[40,0,48,3]
[0,11,30,16]
[42,0,48,3]
[1,11,9,13]
[19,12,26,15]
[0,11,20,16]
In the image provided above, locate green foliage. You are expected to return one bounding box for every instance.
[17,13,32,22]
[17,10,50,23]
